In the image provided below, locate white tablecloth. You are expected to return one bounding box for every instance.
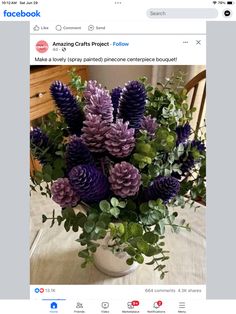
[30,191,206,285]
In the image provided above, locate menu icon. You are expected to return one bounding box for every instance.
[178,301,186,310]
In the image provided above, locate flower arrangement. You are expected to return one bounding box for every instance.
[30,70,206,279]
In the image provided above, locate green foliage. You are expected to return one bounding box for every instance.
[145,73,195,129]
[69,67,87,103]
[154,127,177,152]
[99,197,127,218]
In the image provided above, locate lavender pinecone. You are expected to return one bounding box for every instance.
[30,127,49,164]
[65,136,94,172]
[111,86,122,121]
[50,81,84,136]
[105,119,135,158]
[141,115,158,139]
[109,162,141,198]
[51,178,79,208]
[144,176,180,203]
[119,81,147,130]
[81,113,110,152]
[84,80,102,102]
[85,88,113,123]
[176,123,191,145]
[69,164,110,203]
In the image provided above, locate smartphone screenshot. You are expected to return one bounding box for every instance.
[0,0,236,313]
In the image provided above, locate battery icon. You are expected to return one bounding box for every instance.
[227,1,233,4]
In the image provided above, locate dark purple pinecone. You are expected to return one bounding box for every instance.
[50,81,84,136]
[30,127,48,147]
[191,140,206,152]
[111,86,122,121]
[68,164,110,203]
[81,113,110,152]
[180,154,195,174]
[178,140,205,176]
[176,123,191,145]
[119,81,147,130]
[144,176,180,203]
[30,127,49,164]
[109,162,141,198]
[105,119,135,158]
[65,136,94,173]
[51,178,79,208]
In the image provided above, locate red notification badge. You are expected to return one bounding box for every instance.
[132,300,140,306]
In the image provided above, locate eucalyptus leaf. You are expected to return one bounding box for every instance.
[99,200,110,212]
[110,197,119,207]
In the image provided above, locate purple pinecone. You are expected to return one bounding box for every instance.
[141,115,158,139]
[179,140,205,176]
[84,80,102,102]
[176,123,191,145]
[65,136,94,172]
[191,140,206,152]
[30,127,49,164]
[30,127,48,148]
[144,176,180,203]
[85,88,113,123]
[81,114,110,152]
[50,81,84,136]
[119,81,147,130]
[109,162,141,198]
[111,86,122,121]
[68,164,110,203]
[180,154,195,174]
[105,119,135,158]
[51,178,79,208]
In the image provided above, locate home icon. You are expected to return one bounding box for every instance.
[50,302,58,309]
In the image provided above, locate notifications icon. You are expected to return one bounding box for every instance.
[153,300,163,309]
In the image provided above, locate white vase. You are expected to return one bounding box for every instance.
[93,235,139,277]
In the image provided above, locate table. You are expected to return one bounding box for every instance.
[30,190,206,285]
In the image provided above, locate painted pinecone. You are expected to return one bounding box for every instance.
[50,81,84,136]
[65,136,94,173]
[178,140,205,176]
[119,81,147,130]
[85,88,113,123]
[68,164,110,203]
[111,86,122,121]
[30,127,48,147]
[180,154,195,174]
[81,113,110,152]
[109,162,141,198]
[105,119,135,158]
[30,127,49,164]
[51,178,79,208]
[84,80,102,102]
[144,176,180,203]
[191,140,206,152]
[176,123,191,145]
[141,115,158,139]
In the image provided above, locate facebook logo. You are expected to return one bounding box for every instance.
[3,10,41,17]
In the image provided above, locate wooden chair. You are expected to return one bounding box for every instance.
[185,69,206,133]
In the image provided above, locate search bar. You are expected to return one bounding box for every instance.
[147,8,218,19]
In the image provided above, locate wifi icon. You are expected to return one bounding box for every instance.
[213,1,217,3]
